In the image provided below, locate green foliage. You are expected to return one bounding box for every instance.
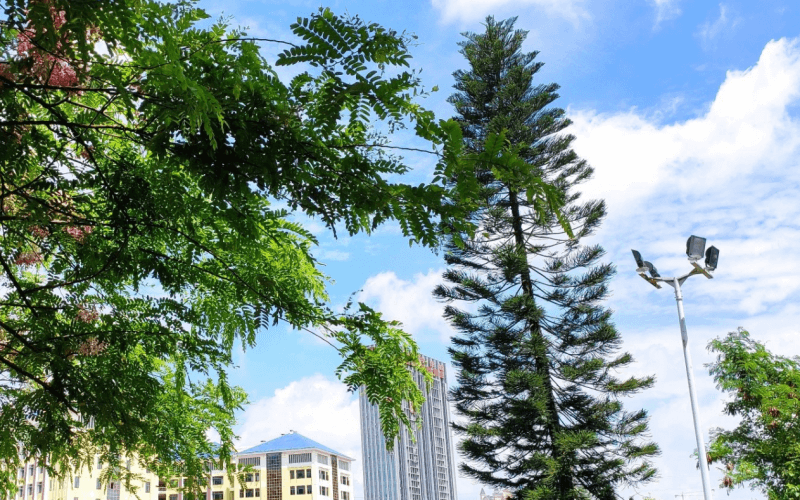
[0,0,494,495]
[707,328,800,499]
[438,17,658,500]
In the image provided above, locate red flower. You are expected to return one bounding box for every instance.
[29,226,50,238]
[76,305,99,324]
[14,251,43,266]
[77,337,107,356]
[64,224,93,243]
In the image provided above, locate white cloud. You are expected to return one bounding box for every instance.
[431,0,589,25]
[314,249,351,262]
[566,36,800,498]
[698,4,740,47]
[570,36,800,315]
[649,0,682,27]
[357,269,454,342]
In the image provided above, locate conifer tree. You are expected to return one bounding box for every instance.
[435,17,660,499]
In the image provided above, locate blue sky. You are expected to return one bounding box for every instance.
[196,1,800,499]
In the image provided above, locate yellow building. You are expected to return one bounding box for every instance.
[13,432,353,500]
[235,431,354,500]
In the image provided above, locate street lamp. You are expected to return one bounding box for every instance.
[631,236,720,500]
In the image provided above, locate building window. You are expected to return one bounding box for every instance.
[37,466,43,475]
[341,493,350,500]
[244,474,252,483]
[287,454,311,465]
[97,458,103,470]
[319,486,329,496]
[245,490,254,498]
[212,493,224,500]
[169,495,178,500]
[289,471,294,480]
[254,473,259,482]
[305,469,310,478]
[145,483,150,493]
[29,467,34,477]
[296,487,304,495]
[254,489,259,498]
[237,458,260,467]
[318,470,328,481]
[73,478,80,489]
[36,483,42,493]
[239,490,244,499]
[306,485,311,495]
[340,476,349,486]
[316,454,328,466]
[212,477,223,486]
[289,487,295,496]
[26,485,32,496]
[338,461,349,472]
[17,487,22,498]
[295,470,304,480]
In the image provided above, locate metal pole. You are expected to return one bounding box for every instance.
[673,277,714,500]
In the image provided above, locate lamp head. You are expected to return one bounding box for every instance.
[631,249,645,269]
[686,235,706,262]
[705,245,719,271]
[644,261,660,278]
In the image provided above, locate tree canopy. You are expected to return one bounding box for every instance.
[0,0,550,494]
[707,328,800,499]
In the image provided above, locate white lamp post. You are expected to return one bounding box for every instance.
[631,236,720,500]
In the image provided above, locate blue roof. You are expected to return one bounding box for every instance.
[239,433,353,461]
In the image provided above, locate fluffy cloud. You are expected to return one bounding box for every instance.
[649,0,682,27]
[431,0,589,25]
[570,37,800,316]
[235,375,365,495]
[698,4,741,48]
[357,269,454,342]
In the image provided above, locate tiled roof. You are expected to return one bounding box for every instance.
[239,433,353,461]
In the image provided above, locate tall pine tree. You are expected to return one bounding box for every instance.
[435,17,659,499]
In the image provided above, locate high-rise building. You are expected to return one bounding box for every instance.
[359,354,458,500]
[19,431,352,500]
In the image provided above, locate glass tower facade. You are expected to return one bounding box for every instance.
[359,355,458,500]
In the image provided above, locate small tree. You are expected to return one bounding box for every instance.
[707,328,800,499]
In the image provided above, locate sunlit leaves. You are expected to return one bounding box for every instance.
[707,328,800,498]
[0,0,482,495]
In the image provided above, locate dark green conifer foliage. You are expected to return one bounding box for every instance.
[436,17,660,499]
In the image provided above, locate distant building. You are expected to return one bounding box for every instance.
[237,431,355,500]
[20,431,352,500]
[359,354,458,500]
[479,488,513,500]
